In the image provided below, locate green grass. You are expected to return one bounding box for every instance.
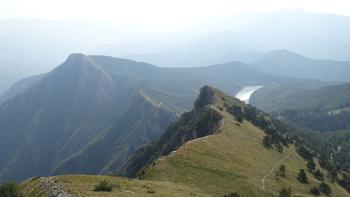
[142,107,349,196]
[21,106,350,196]
[22,175,210,197]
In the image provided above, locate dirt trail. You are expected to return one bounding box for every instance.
[260,152,293,191]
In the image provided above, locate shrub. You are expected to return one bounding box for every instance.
[224,192,240,197]
[279,187,292,197]
[276,143,284,153]
[228,106,243,123]
[94,180,115,192]
[277,165,286,178]
[0,182,23,197]
[319,156,338,179]
[339,175,350,192]
[307,161,316,171]
[297,169,308,183]
[313,170,324,181]
[310,187,320,196]
[319,182,331,195]
[327,169,338,183]
[263,136,273,148]
[297,146,314,161]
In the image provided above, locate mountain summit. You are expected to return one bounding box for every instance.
[119,85,348,196]
[0,54,176,181]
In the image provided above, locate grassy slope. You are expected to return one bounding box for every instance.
[21,87,349,196]
[22,175,211,197]
[142,107,349,196]
[22,107,349,196]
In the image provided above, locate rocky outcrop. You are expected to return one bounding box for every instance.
[39,177,71,197]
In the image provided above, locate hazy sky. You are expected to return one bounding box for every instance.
[2,0,350,29]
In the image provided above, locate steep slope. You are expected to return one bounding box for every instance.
[251,83,350,173]
[250,83,350,131]
[250,50,350,81]
[0,52,323,182]
[120,86,349,196]
[52,92,176,175]
[0,54,177,181]
[48,56,289,177]
[120,86,225,178]
[22,86,349,196]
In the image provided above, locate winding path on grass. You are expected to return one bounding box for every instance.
[260,152,294,191]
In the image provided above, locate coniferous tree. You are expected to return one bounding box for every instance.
[279,165,286,178]
[263,136,273,148]
[297,169,308,183]
[307,161,316,171]
[313,170,324,181]
[276,143,284,153]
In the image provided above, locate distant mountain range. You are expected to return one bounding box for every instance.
[123,10,350,67]
[0,73,46,105]
[2,48,349,100]
[251,82,350,114]
[2,10,350,94]
[128,49,350,82]
[0,62,35,95]
[250,50,350,81]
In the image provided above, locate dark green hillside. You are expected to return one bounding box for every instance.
[251,82,350,176]
[251,83,350,132]
[251,82,350,112]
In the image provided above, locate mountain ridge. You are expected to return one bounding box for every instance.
[20,85,350,196]
[250,49,350,81]
[0,54,178,181]
[0,52,337,182]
